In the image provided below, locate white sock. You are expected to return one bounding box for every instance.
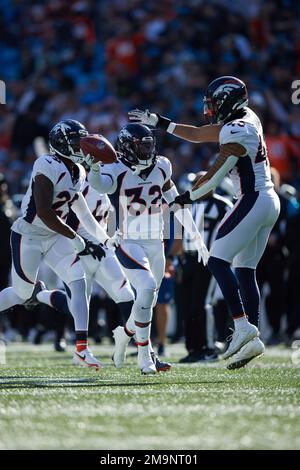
[135,322,151,346]
[0,287,25,312]
[148,339,154,354]
[133,335,154,355]
[233,315,249,331]
[137,344,152,362]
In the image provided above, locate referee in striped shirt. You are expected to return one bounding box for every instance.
[171,172,233,363]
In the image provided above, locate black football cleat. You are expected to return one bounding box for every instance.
[151,352,172,372]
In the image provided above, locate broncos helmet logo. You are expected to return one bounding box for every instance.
[51,122,72,136]
[119,128,133,141]
[213,83,240,101]
[58,123,71,132]
[204,76,248,123]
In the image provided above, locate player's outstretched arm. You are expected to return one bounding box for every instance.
[128,109,221,143]
[169,123,221,143]
[34,175,86,253]
[86,156,116,194]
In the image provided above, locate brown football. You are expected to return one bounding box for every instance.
[80,134,117,164]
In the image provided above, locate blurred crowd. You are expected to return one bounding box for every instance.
[1,0,300,354]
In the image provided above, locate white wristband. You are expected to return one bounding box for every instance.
[167,122,177,134]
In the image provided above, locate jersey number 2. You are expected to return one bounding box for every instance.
[125,186,162,215]
[52,191,78,219]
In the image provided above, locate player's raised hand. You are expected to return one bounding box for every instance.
[193,235,209,265]
[128,109,173,131]
[85,154,100,172]
[128,109,159,127]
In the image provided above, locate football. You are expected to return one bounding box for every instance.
[80,134,117,164]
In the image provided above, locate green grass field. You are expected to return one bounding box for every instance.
[0,342,299,450]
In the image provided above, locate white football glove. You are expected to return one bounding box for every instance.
[128,109,159,127]
[71,233,86,254]
[104,230,123,250]
[85,154,100,172]
[193,235,210,265]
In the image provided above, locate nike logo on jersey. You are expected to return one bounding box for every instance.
[46,158,52,163]
[230,130,240,134]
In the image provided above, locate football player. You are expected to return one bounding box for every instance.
[35,170,174,372]
[128,76,281,369]
[0,119,119,370]
[36,177,135,332]
[88,123,208,374]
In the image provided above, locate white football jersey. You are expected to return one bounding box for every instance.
[67,180,111,243]
[96,156,172,239]
[219,107,273,197]
[12,154,86,239]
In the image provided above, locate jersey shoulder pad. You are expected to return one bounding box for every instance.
[32,154,60,186]
[156,156,172,181]
[220,120,250,146]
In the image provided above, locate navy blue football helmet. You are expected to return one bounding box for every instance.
[116,123,156,169]
[203,76,248,124]
[49,119,88,164]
